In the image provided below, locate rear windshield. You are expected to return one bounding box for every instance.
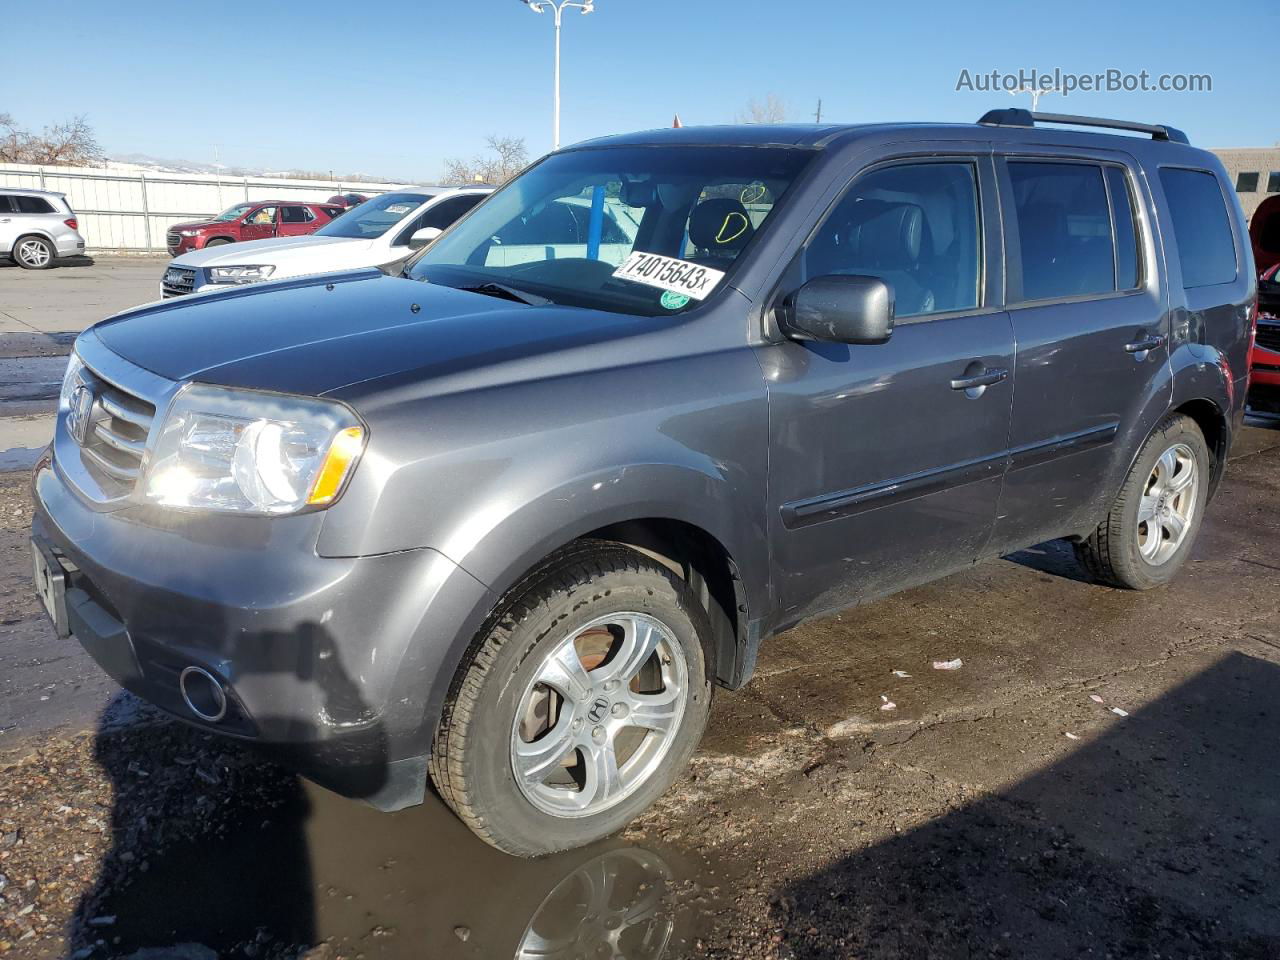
[408,145,815,316]
[317,192,431,239]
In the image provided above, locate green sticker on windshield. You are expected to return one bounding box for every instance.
[660,290,691,310]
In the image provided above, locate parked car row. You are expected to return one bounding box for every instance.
[161,187,492,296]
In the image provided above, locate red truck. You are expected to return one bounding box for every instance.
[165,200,344,256]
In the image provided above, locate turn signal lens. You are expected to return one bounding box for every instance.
[306,426,366,506]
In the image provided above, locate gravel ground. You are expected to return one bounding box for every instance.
[0,426,1277,959]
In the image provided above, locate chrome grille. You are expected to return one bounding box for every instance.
[74,371,156,496]
[162,266,196,297]
[165,231,180,250]
[1256,321,1280,354]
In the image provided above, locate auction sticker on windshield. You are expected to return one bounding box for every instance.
[612,252,725,300]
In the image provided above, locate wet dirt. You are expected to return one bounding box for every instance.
[0,424,1277,959]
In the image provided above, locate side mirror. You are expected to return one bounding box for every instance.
[783,275,895,345]
[409,226,443,250]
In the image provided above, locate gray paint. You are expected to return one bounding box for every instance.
[33,119,1253,806]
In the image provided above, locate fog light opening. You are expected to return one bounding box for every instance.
[179,666,228,723]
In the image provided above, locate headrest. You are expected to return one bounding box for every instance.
[846,199,925,269]
[689,198,755,253]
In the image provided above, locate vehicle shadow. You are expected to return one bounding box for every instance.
[0,255,96,270]
[1002,537,1093,583]
[772,651,1280,958]
[69,618,698,958]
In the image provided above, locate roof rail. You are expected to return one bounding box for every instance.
[977,108,1189,145]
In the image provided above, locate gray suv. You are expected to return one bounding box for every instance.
[1,188,86,268]
[31,109,1254,856]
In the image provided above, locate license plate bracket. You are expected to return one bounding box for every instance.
[31,537,70,638]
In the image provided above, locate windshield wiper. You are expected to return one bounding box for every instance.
[456,282,551,307]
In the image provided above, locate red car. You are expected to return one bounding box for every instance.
[1248,197,1280,414]
[165,200,343,256]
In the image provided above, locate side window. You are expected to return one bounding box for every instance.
[1009,162,1114,301]
[14,195,56,214]
[803,161,981,318]
[0,195,13,213]
[1105,167,1142,291]
[1159,168,1237,288]
[247,206,277,225]
[420,195,483,231]
[280,205,312,224]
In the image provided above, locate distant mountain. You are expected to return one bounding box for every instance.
[105,152,404,183]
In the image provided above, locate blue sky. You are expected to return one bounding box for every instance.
[7,0,1277,182]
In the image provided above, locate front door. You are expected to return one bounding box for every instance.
[240,205,277,242]
[986,154,1172,554]
[760,155,1015,626]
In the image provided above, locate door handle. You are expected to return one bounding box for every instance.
[0,218,10,223]
[1124,335,1165,354]
[950,368,1008,391]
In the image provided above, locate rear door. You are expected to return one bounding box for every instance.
[986,151,1171,554]
[278,204,317,237]
[239,205,277,242]
[759,151,1016,625]
[0,195,17,252]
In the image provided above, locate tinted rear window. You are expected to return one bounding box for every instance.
[1009,161,1115,301]
[1159,168,1236,288]
[0,196,12,214]
[14,195,56,214]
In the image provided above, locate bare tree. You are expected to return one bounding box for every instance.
[736,95,787,124]
[0,112,103,166]
[442,135,530,185]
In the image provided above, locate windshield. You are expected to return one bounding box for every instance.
[213,203,253,222]
[408,145,814,316]
[317,192,430,239]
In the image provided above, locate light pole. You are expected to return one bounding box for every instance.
[520,0,595,150]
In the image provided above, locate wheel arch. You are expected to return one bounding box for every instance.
[9,231,56,256]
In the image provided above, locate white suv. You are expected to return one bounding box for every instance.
[162,187,491,296]
[0,189,86,269]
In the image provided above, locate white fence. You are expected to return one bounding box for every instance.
[0,162,413,253]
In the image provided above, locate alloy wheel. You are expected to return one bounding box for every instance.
[17,239,51,267]
[511,612,689,818]
[1137,441,1199,566]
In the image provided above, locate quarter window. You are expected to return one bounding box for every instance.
[1235,172,1260,193]
[802,162,981,318]
[13,195,55,214]
[1160,168,1237,288]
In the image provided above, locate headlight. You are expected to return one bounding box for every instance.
[179,230,200,237]
[208,264,276,284]
[59,351,85,411]
[143,385,366,515]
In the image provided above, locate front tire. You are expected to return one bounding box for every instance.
[430,542,713,857]
[1075,414,1210,589]
[13,235,55,269]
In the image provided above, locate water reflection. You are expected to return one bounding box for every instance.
[75,704,706,959]
[517,848,674,960]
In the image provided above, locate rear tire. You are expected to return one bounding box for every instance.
[1074,414,1209,590]
[13,235,55,269]
[430,542,713,857]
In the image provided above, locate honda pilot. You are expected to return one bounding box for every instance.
[32,110,1254,856]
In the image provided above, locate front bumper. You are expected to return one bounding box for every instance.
[32,457,496,803]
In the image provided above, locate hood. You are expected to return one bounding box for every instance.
[89,271,656,398]
[174,234,369,268]
[169,220,230,233]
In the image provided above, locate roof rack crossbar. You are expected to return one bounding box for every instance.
[977,108,1189,145]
